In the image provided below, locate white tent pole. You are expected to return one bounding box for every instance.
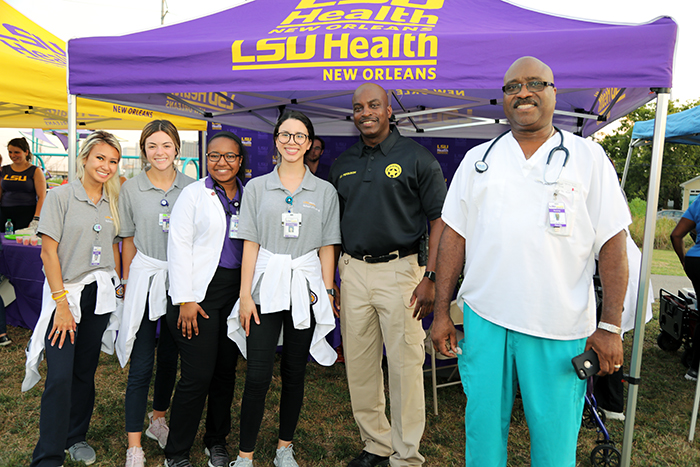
[621,90,670,467]
[621,143,635,190]
[68,94,77,182]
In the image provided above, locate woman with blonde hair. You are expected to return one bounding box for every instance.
[24,130,123,467]
[117,120,194,467]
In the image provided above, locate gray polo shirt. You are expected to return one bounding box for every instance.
[118,169,195,261]
[38,180,119,283]
[239,165,341,258]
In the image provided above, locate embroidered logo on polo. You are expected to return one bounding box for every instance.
[385,164,402,178]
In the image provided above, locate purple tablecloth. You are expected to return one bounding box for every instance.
[0,236,44,330]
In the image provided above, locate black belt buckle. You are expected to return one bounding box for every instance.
[362,253,398,264]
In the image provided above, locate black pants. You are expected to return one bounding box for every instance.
[1,204,36,232]
[164,267,241,461]
[124,300,178,433]
[31,282,111,467]
[239,307,315,452]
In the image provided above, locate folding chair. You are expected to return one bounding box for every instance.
[424,300,464,415]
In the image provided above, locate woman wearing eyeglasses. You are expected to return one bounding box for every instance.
[228,111,340,467]
[163,131,247,467]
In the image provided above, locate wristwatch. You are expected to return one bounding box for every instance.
[326,288,336,297]
[424,271,436,282]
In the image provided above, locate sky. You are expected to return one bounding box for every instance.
[2,0,698,154]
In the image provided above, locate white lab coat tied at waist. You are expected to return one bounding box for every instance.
[116,251,168,367]
[227,248,337,366]
[23,270,122,392]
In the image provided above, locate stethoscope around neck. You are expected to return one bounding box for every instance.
[475,126,570,185]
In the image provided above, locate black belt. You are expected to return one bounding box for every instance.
[348,246,419,264]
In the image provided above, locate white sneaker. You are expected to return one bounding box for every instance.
[145,412,169,449]
[601,408,626,421]
[126,446,146,467]
[274,444,298,467]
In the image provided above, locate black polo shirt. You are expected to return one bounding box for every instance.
[329,126,446,258]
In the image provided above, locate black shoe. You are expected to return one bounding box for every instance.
[204,445,230,467]
[348,451,390,467]
[0,335,11,346]
[164,459,193,467]
[686,368,699,381]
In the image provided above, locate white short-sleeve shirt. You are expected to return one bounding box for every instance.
[442,130,631,340]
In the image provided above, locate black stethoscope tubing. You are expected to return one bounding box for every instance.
[475,126,569,176]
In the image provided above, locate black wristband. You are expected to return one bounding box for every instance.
[424,271,436,282]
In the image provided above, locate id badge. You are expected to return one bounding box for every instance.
[282,212,302,238]
[229,214,239,239]
[91,245,102,266]
[548,202,567,228]
[160,213,170,233]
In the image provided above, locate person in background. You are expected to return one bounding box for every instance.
[117,120,194,467]
[24,130,123,467]
[432,56,629,466]
[228,110,340,467]
[0,153,9,347]
[1,137,47,232]
[164,131,247,467]
[305,136,324,175]
[671,196,700,381]
[329,83,446,467]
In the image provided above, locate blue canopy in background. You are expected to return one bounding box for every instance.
[632,105,700,146]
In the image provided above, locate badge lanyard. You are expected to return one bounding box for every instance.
[158,198,171,233]
[214,183,241,239]
[91,204,103,266]
[281,195,302,238]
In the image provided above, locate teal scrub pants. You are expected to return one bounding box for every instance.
[457,303,586,467]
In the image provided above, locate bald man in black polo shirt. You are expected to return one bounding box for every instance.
[329,83,446,467]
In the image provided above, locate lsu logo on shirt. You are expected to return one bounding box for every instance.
[4,175,26,182]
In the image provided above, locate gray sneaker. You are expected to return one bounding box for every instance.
[67,441,96,465]
[229,456,254,467]
[205,445,230,467]
[274,444,298,467]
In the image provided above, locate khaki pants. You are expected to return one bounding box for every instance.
[339,253,426,467]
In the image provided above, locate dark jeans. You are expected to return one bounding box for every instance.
[239,307,315,452]
[0,295,6,335]
[31,282,111,467]
[124,298,179,433]
[164,267,241,461]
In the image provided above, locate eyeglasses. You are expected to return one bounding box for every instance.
[276,132,309,145]
[502,81,555,95]
[206,152,241,163]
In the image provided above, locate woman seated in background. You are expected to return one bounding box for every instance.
[1,137,47,232]
[117,120,194,467]
[164,131,248,467]
[24,130,123,467]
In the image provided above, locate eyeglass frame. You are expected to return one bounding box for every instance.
[206,152,242,163]
[502,80,555,95]
[276,131,310,145]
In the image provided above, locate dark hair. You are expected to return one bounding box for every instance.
[314,136,325,151]
[8,137,31,161]
[207,131,248,183]
[274,110,315,158]
[139,119,181,168]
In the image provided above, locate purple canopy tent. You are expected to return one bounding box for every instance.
[66,0,677,464]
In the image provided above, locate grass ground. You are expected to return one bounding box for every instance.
[3,308,700,467]
[1,252,700,467]
[652,249,685,276]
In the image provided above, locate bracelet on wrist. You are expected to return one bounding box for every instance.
[424,271,436,282]
[52,290,68,301]
[598,321,622,335]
